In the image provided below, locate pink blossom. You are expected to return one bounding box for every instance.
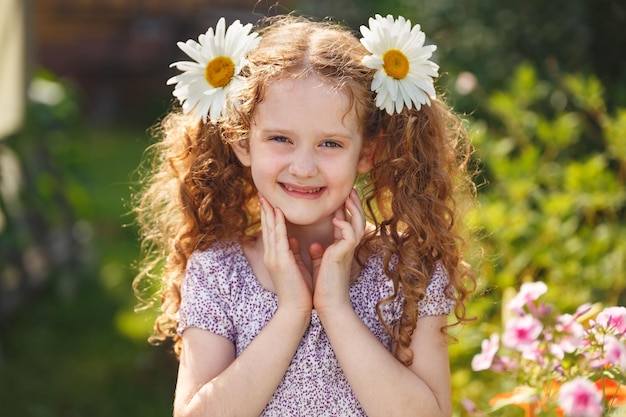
[555,313,585,353]
[507,281,548,313]
[503,314,543,351]
[550,342,566,360]
[472,334,500,371]
[557,378,603,417]
[574,303,593,319]
[461,398,479,414]
[603,335,626,371]
[490,355,517,372]
[521,342,545,364]
[595,306,626,334]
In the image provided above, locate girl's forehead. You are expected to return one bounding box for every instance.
[252,76,360,136]
[256,75,351,114]
[256,76,352,113]
[264,75,346,97]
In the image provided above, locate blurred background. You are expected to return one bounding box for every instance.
[0,0,624,416]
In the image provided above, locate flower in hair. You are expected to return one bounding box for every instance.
[167,18,260,123]
[360,14,439,115]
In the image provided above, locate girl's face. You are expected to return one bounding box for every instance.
[234,75,373,227]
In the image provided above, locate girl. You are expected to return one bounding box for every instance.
[134,14,475,417]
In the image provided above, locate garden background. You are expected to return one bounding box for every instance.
[0,0,624,416]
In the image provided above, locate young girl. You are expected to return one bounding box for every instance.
[134,14,475,417]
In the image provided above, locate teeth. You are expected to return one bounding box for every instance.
[285,185,321,193]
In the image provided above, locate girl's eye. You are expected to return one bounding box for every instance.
[321,140,341,148]
[270,136,290,143]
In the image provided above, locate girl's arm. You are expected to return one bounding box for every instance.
[318,309,452,417]
[173,307,311,417]
[313,190,452,417]
[174,197,314,417]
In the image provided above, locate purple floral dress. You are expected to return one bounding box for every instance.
[178,241,454,416]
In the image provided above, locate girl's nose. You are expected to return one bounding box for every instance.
[289,148,318,177]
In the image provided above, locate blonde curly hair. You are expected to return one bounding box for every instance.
[133,14,475,365]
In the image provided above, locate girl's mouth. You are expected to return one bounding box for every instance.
[280,183,325,197]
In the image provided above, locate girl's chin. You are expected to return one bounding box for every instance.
[281,212,337,228]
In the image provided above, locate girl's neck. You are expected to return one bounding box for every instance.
[279,218,333,273]
[286,219,335,252]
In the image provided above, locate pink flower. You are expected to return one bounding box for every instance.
[595,306,626,334]
[461,398,479,414]
[603,335,626,371]
[555,313,585,353]
[550,342,566,360]
[503,314,543,351]
[490,354,517,372]
[472,334,500,371]
[574,303,593,319]
[557,378,603,417]
[507,281,548,313]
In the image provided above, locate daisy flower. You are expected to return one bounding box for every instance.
[167,18,261,123]
[360,14,439,115]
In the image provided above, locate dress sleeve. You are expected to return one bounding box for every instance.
[417,263,455,317]
[177,250,236,341]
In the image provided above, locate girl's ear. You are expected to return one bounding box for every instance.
[357,135,380,174]
[231,139,251,167]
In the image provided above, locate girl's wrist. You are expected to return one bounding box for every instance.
[275,305,313,329]
[315,301,355,325]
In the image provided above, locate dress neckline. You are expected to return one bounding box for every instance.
[227,239,374,296]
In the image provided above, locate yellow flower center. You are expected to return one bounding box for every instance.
[205,56,235,88]
[382,49,410,80]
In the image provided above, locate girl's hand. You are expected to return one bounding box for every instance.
[260,195,313,313]
[311,189,366,315]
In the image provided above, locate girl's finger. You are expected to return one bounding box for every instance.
[333,206,346,242]
[335,204,346,222]
[273,207,290,253]
[345,189,366,238]
[259,196,273,248]
[289,236,306,270]
[332,216,357,247]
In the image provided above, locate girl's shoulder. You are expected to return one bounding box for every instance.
[358,245,454,317]
[185,240,253,292]
[179,240,259,339]
[359,243,449,286]
[188,240,245,267]
[353,247,396,304]
[358,244,395,279]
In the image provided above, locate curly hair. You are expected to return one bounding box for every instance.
[133,14,475,363]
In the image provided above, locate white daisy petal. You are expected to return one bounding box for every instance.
[360,15,439,114]
[169,61,205,74]
[214,18,226,53]
[168,71,204,85]
[167,19,261,123]
[176,40,205,65]
[407,73,436,97]
[385,77,399,101]
[371,70,386,92]
[362,55,383,70]
[398,82,413,110]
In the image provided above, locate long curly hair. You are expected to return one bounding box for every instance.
[133,14,476,364]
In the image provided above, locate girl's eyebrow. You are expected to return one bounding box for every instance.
[258,127,356,140]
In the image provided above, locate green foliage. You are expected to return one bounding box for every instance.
[451,64,626,414]
[0,72,176,416]
[0,70,89,305]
